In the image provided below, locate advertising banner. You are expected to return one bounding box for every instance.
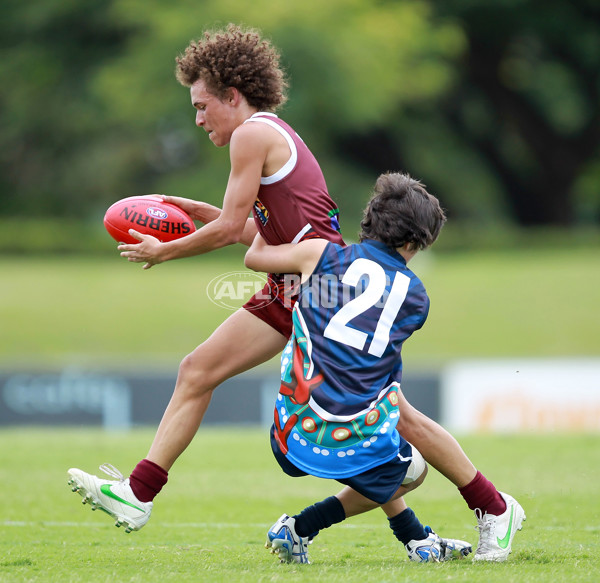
[441,358,600,433]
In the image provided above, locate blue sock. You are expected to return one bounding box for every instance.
[293,496,346,538]
[388,507,427,545]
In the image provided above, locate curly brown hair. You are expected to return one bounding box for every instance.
[359,172,447,251]
[175,24,288,112]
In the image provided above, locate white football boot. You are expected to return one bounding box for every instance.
[472,492,526,562]
[265,514,310,564]
[67,464,152,533]
[405,526,472,562]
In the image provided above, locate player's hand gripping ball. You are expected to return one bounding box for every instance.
[103,195,196,244]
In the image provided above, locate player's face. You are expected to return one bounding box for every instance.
[190,80,239,148]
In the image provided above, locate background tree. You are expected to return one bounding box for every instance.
[337,0,600,227]
[0,0,141,217]
[431,0,600,226]
[1,0,598,235]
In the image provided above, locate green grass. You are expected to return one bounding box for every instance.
[403,247,600,364]
[0,251,253,370]
[0,428,599,582]
[1,247,598,369]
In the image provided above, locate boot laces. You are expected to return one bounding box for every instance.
[475,508,497,553]
[99,463,125,481]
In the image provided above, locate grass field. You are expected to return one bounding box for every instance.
[1,247,598,369]
[1,428,599,582]
[1,246,598,581]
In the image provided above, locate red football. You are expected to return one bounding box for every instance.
[103,195,196,244]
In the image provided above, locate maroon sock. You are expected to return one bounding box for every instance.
[129,459,168,503]
[458,471,506,516]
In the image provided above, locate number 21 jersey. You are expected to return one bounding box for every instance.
[274,239,431,479]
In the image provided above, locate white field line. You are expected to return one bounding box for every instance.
[2,520,384,529]
[3,520,595,532]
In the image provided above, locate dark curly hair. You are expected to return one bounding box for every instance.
[175,24,288,112]
[359,172,446,251]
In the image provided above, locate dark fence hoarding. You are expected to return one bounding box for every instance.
[0,368,439,429]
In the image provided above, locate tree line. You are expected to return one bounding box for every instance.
[1,0,598,230]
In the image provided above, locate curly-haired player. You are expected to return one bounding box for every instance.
[67,24,524,563]
[175,24,288,111]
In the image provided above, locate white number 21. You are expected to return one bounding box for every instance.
[323,258,410,357]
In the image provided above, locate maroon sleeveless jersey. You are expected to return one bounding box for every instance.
[243,113,344,336]
[244,113,344,246]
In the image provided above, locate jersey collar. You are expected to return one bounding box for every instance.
[360,239,407,264]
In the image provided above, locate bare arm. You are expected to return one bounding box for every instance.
[245,234,329,281]
[161,196,257,245]
[161,196,223,224]
[118,123,266,268]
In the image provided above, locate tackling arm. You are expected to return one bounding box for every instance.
[245,235,328,281]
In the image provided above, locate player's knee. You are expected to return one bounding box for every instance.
[176,351,214,395]
[401,445,428,488]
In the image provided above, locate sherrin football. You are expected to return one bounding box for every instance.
[103,195,196,244]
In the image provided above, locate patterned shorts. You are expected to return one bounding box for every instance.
[269,425,419,504]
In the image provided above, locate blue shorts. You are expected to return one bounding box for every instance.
[269,425,417,504]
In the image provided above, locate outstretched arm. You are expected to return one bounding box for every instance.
[117,123,267,268]
[160,196,258,246]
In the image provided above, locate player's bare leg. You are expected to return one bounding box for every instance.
[336,483,418,518]
[395,388,525,560]
[68,309,287,531]
[147,308,287,471]
[395,388,476,487]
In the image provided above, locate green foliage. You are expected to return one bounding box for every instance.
[83,0,463,223]
[426,0,600,225]
[1,0,599,230]
[1,428,599,582]
[0,0,142,216]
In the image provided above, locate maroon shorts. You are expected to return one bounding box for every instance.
[243,283,293,338]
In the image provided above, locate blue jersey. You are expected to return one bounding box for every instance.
[273,239,430,479]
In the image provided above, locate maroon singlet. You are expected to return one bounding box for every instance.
[242,113,344,337]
